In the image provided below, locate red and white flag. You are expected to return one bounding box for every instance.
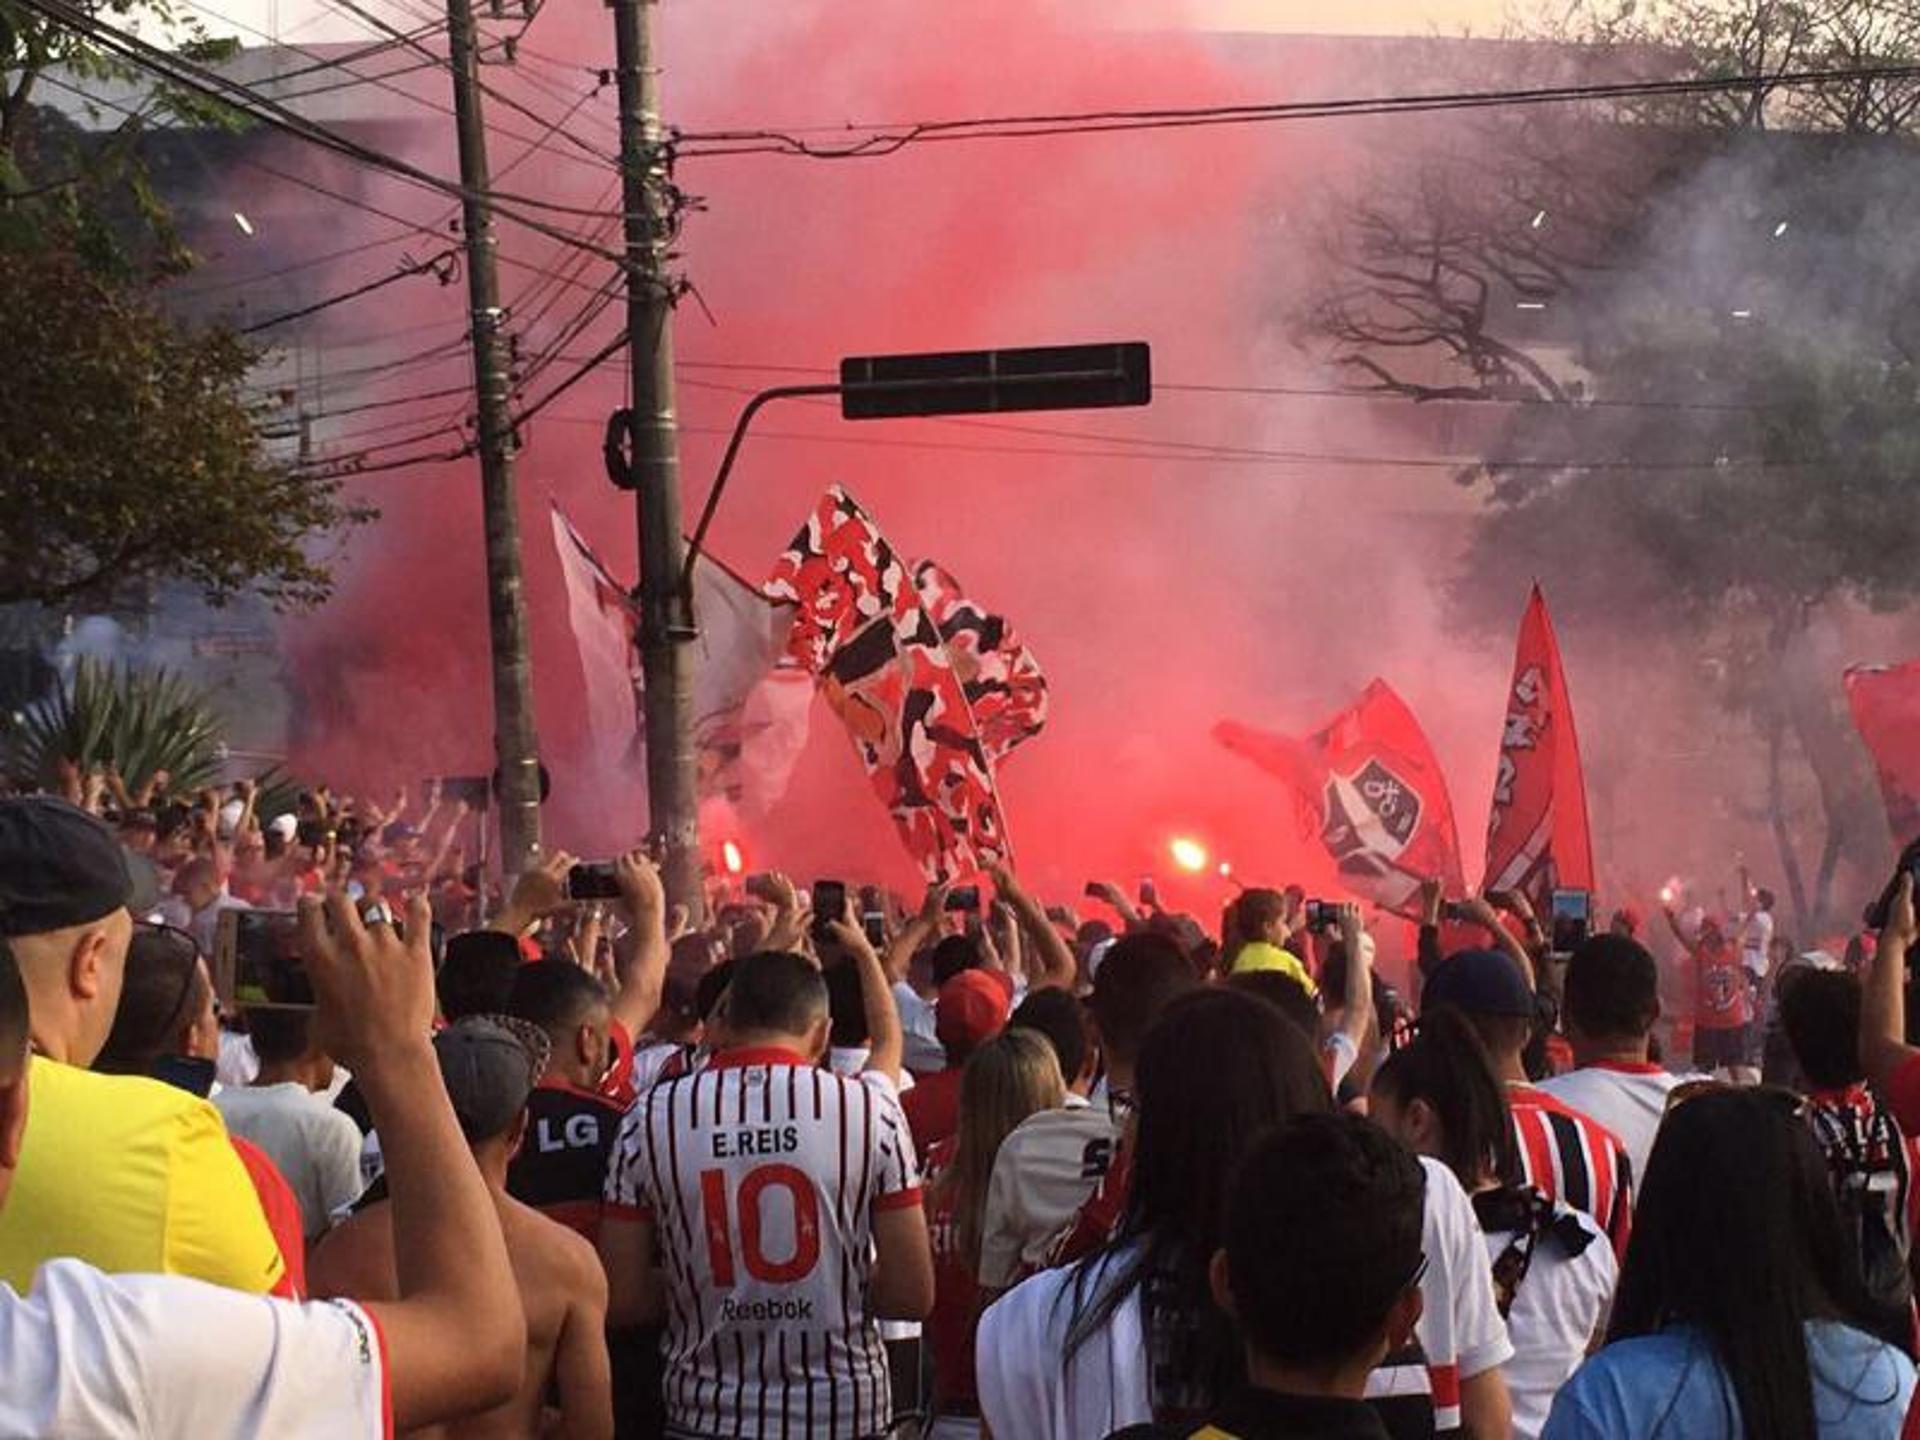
[549,502,640,758]
[1484,583,1594,911]
[911,560,1049,764]
[1845,661,1920,840]
[1216,678,1466,916]
[764,486,1009,881]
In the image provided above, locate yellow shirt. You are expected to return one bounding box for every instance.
[1228,941,1319,995]
[0,1055,285,1294]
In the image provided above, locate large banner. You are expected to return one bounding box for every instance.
[549,502,641,757]
[911,560,1049,764]
[1484,583,1594,911]
[1216,678,1466,915]
[764,486,1009,880]
[1846,661,1920,840]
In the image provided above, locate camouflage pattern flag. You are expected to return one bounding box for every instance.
[911,560,1049,763]
[1845,661,1920,840]
[764,486,1009,880]
[1483,584,1594,913]
[1215,678,1466,915]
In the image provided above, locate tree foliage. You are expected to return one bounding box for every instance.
[2,657,227,793]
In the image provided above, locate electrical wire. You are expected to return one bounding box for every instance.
[674,60,1920,159]
[238,247,458,333]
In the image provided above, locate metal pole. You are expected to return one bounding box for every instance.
[447,0,542,876]
[611,0,701,918]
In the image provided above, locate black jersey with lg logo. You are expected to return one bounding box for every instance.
[506,1080,625,1243]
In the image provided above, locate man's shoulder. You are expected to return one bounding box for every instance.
[1005,1102,1117,1152]
[38,1057,223,1144]
[529,1081,627,1121]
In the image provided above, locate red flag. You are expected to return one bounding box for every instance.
[764,486,1009,881]
[1845,662,1920,839]
[911,560,1049,764]
[1215,679,1466,915]
[1484,584,1594,911]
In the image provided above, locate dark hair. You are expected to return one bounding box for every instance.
[694,959,735,1024]
[1779,970,1865,1091]
[1227,1114,1426,1367]
[1009,986,1092,1084]
[508,960,609,1038]
[1225,970,1320,1040]
[723,952,828,1038]
[95,925,204,1076]
[1371,1005,1521,1189]
[0,939,31,1080]
[247,1007,315,1066]
[1086,932,1199,1066]
[930,933,984,988]
[437,930,523,1022]
[1563,934,1660,1042]
[1221,888,1287,967]
[1611,1088,1899,1440]
[1066,988,1332,1384]
[823,957,869,1048]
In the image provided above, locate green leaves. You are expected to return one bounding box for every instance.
[3,658,227,792]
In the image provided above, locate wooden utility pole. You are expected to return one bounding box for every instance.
[610,0,701,917]
[447,0,543,876]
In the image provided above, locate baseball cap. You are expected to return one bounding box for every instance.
[0,796,137,937]
[936,969,1012,1054]
[1422,949,1534,1019]
[432,1016,547,1143]
[268,813,299,842]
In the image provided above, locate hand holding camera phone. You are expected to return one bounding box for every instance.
[811,879,848,945]
[566,861,623,901]
[1549,888,1592,955]
[215,909,315,1010]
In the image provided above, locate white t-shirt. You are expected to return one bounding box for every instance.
[975,1245,1149,1440]
[1738,909,1775,977]
[1365,1156,1516,1432]
[1538,1064,1691,1190]
[0,1258,388,1438]
[1488,1203,1618,1440]
[895,982,946,1075]
[215,1084,365,1240]
[977,1098,1121,1288]
[216,1029,259,1090]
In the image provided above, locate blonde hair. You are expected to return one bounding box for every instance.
[934,1027,1066,1273]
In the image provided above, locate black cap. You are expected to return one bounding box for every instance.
[432,1016,547,1143]
[1422,949,1535,1019]
[0,797,135,938]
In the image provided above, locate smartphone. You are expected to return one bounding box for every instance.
[1083,881,1106,900]
[744,872,782,904]
[1550,888,1592,955]
[862,911,887,948]
[1441,899,1475,924]
[944,885,982,913]
[438,774,492,810]
[1867,837,1920,930]
[1303,899,1339,932]
[567,862,623,901]
[215,909,314,1010]
[811,880,848,943]
[1138,876,1159,908]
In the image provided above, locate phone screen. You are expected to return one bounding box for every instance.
[568,862,623,901]
[812,880,848,928]
[224,909,314,1010]
[1549,889,1592,954]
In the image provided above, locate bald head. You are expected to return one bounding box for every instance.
[9,910,132,1066]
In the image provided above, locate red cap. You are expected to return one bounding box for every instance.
[936,969,1011,1054]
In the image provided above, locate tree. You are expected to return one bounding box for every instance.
[1,0,373,612]
[1300,0,1920,928]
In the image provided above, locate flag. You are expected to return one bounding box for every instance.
[1484,583,1594,912]
[911,560,1049,763]
[764,486,1008,881]
[549,502,639,756]
[1845,662,1920,840]
[1215,678,1465,914]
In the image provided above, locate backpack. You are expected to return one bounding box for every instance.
[1810,1096,1915,1350]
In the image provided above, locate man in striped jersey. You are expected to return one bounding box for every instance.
[1424,949,1634,1259]
[598,946,935,1439]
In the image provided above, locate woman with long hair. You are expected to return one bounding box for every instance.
[1543,1087,1917,1439]
[1372,1007,1617,1440]
[975,988,1333,1437]
[923,1029,1065,1438]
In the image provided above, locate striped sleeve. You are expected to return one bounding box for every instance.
[867,1081,922,1211]
[602,1095,655,1222]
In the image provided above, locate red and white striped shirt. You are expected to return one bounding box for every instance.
[603,1046,921,1439]
[1509,1083,1633,1259]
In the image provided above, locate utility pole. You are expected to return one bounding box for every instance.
[447,0,543,877]
[610,0,702,918]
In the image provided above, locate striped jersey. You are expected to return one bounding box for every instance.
[603,1046,922,1439]
[1508,1083,1633,1259]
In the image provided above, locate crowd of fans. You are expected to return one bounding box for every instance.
[5,772,1920,1437]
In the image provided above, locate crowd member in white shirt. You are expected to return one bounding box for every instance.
[215,1006,366,1241]
[1373,1008,1615,1440]
[1735,866,1777,982]
[1538,935,1692,1185]
[0,890,526,1439]
[975,988,1341,1436]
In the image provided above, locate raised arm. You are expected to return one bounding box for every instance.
[609,849,668,1039]
[1463,894,1536,990]
[1863,874,1915,1100]
[1335,902,1376,1056]
[833,918,903,1084]
[1086,880,1145,933]
[989,865,1074,992]
[883,884,947,986]
[489,850,576,937]
[303,890,524,1430]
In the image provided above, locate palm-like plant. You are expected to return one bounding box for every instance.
[3,659,226,795]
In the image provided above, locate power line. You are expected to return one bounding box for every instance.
[238,246,458,332]
[674,59,1920,160]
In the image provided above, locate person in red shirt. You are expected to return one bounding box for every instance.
[902,967,1013,1154]
[1667,905,1758,1083]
